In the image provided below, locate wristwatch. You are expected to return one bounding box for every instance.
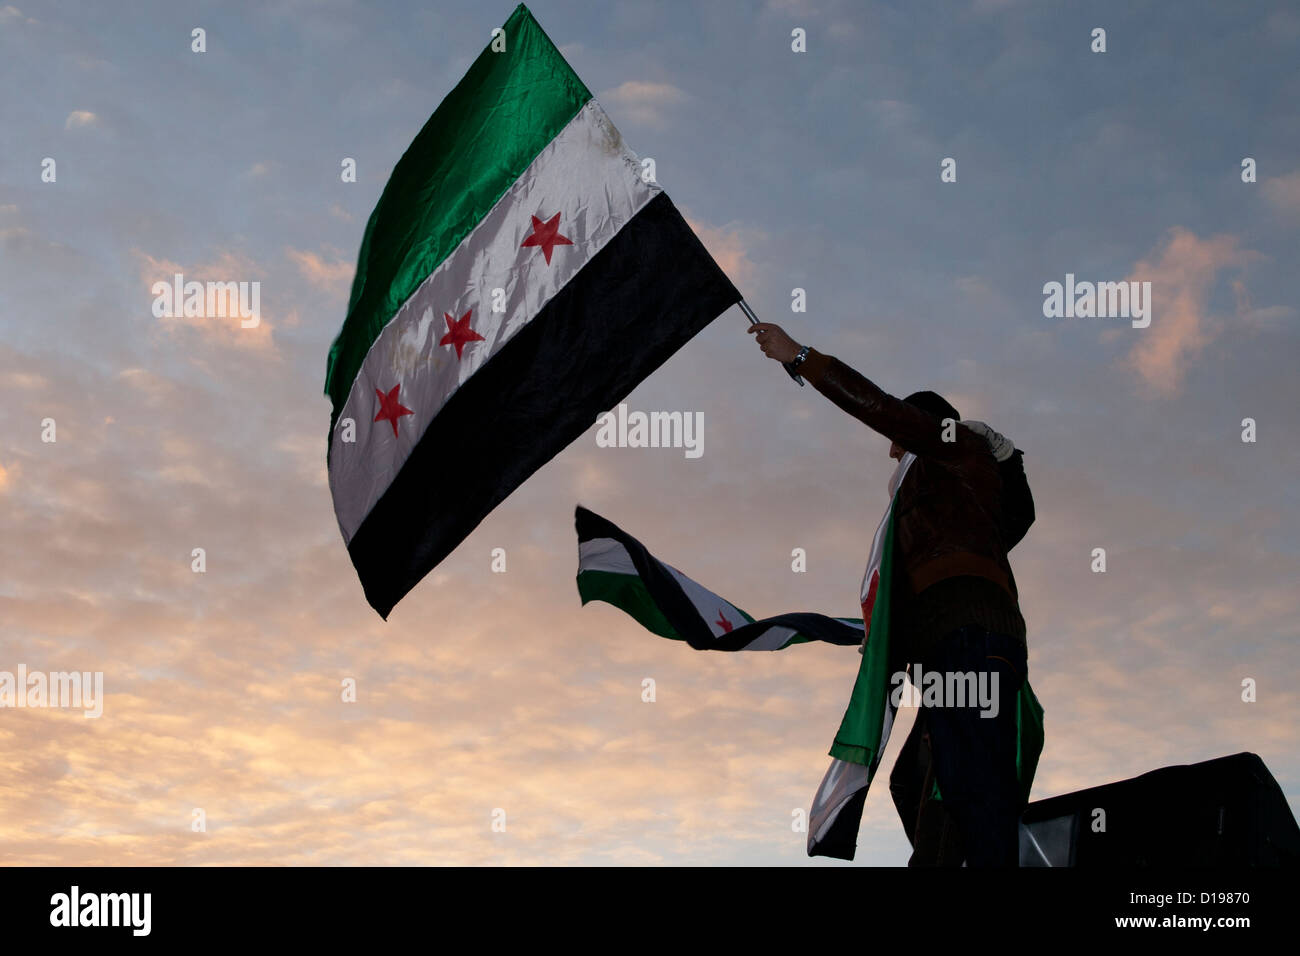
[791,345,811,369]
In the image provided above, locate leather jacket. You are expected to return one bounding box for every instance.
[798,348,1019,602]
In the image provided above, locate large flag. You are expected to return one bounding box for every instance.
[326,4,741,617]
[575,495,1045,860]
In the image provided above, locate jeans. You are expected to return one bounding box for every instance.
[890,624,1028,867]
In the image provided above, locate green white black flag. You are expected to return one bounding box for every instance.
[326,4,740,617]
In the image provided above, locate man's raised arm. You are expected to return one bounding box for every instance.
[797,349,983,461]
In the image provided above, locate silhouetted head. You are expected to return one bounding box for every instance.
[890,391,962,460]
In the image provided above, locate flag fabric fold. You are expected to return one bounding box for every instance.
[327,4,740,617]
[576,507,864,651]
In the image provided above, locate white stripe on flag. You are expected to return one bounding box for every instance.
[578,537,638,575]
[809,758,870,847]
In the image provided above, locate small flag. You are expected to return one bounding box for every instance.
[576,506,866,650]
[326,4,740,617]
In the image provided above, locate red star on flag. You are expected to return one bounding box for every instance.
[862,569,880,627]
[373,384,414,438]
[439,308,485,359]
[520,211,573,265]
[715,609,734,634]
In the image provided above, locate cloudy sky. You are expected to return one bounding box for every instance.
[2,0,1297,865]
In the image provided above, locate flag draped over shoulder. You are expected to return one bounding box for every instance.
[326,4,741,617]
[574,453,1045,860]
[804,453,915,857]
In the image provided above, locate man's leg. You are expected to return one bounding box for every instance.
[889,707,928,848]
[892,711,966,866]
[920,624,1027,867]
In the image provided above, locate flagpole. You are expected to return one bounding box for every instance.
[739,299,804,386]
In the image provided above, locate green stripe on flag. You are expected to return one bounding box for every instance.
[324,3,592,428]
[829,505,898,766]
[578,569,683,642]
[1015,679,1045,804]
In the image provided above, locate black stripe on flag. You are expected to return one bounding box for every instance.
[575,506,864,650]
[349,192,740,618]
